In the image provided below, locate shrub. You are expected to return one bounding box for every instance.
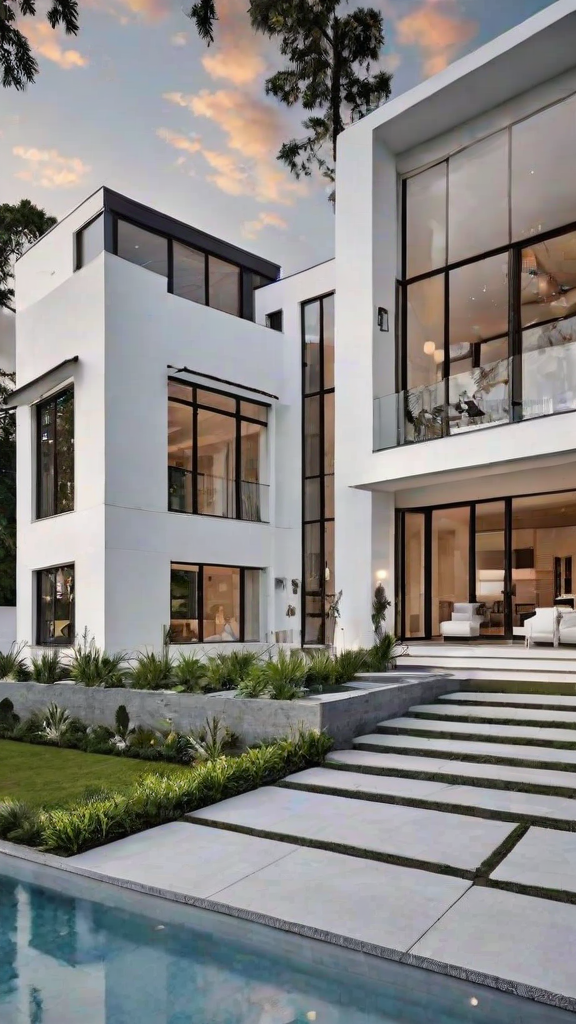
[235,666,270,699]
[40,703,72,745]
[115,704,130,739]
[172,653,207,692]
[204,650,259,692]
[0,800,43,845]
[304,650,336,691]
[187,716,237,761]
[367,633,404,672]
[333,648,370,685]
[129,651,174,690]
[70,635,127,688]
[31,651,66,685]
[84,724,115,755]
[40,794,127,855]
[266,650,308,700]
[0,697,19,737]
[0,642,30,681]
[12,711,44,742]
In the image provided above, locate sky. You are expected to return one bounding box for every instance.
[0,0,559,275]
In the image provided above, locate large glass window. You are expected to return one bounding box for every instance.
[76,214,103,270]
[37,388,74,519]
[116,220,168,276]
[302,293,335,645]
[405,162,447,278]
[37,564,74,646]
[512,95,576,243]
[170,563,261,643]
[406,276,445,390]
[173,241,206,304]
[168,382,268,522]
[448,132,509,264]
[432,506,470,636]
[209,255,240,316]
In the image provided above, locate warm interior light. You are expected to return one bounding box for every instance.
[376,569,388,580]
[423,340,436,355]
[433,350,444,364]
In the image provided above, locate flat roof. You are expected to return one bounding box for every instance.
[347,0,576,154]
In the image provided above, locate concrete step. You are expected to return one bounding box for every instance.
[492,827,576,897]
[410,702,576,728]
[353,732,576,770]
[327,748,576,795]
[188,785,516,877]
[282,767,576,827]
[376,716,576,748]
[439,691,576,710]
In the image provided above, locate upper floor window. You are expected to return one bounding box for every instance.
[37,563,74,645]
[266,310,283,332]
[76,214,104,270]
[37,387,74,519]
[168,380,268,522]
[116,219,168,276]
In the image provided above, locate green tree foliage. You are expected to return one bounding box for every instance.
[0,200,57,311]
[1,0,79,89]
[188,0,392,199]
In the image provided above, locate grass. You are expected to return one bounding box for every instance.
[0,739,189,809]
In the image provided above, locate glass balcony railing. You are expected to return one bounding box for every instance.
[374,344,576,450]
[168,466,269,522]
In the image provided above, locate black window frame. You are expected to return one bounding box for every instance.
[169,562,261,643]
[167,378,269,522]
[36,386,75,520]
[265,310,283,332]
[74,212,104,271]
[398,165,576,442]
[301,291,335,647]
[36,562,75,647]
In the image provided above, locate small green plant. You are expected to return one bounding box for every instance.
[304,650,336,691]
[0,800,42,845]
[333,648,370,685]
[40,703,72,745]
[84,724,115,755]
[172,653,207,692]
[0,697,19,736]
[235,666,270,698]
[129,651,174,690]
[115,704,130,739]
[31,651,66,684]
[367,633,404,671]
[0,642,30,681]
[266,650,308,700]
[187,715,236,761]
[70,633,127,688]
[371,584,391,642]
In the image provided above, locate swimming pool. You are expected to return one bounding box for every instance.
[0,853,572,1024]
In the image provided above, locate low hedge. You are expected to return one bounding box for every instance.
[0,728,332,857]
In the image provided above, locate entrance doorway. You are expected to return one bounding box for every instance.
[398,489,576,640]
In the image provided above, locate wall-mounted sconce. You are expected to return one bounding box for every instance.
[325,564,331,582]
[286,604,296,618]
[376,569,388,581]
[377,307,389,332]
[291,578,299,594]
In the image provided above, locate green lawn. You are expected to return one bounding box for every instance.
[0,740,190,808]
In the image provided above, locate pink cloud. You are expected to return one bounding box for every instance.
[24,22,88,69]
[396,3,478,76]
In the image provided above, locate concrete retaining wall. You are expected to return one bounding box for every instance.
[0,672,457,748]
[0,608,16,654]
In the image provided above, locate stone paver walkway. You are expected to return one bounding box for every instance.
[71,684,576,1012]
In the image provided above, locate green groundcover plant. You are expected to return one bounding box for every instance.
[0,728,332,856]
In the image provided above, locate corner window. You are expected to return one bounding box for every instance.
[75,214,103,270]
[170,563,261,643]
[168,381,269,522]
[208,255,240,316]
[116,219,168,277]
[37,564,74,645]
[266,310,283,332]
[37,387,74,519]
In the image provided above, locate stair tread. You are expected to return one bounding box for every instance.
[411,703,576,725]
[327,748,576,791]
[353,733,576,766]
[285,767,576,823]
[439,691,576,708]
[378,716,576,744]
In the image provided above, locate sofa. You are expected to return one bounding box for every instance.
[559,612,576,646]
[440,603,483,639]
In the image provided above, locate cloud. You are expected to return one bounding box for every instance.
[382,52,402,74]
[171,32,187,46]
[86,0,171,22]
[12,146,90,188]
[396,3,478,76]
[156,127,202,154]
[242,211,288,239]
[200,0,266,85]
[25,22,88,69]
[163,88,304,204]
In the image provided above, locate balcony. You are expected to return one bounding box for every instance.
[168,467,269,522]
[373,344,576,451]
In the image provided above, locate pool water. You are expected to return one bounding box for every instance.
[0,854,573,1024]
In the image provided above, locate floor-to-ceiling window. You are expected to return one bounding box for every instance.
[170,563,261,643]
[302,292,335,645]
[380,92,576,451]
[399,488,576,640]
[36,387,74,519]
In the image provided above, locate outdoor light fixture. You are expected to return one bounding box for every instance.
[376,569,388,580]
[423,340,435,355]
[377,307,389,332]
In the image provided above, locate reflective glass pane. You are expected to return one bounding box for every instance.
[521,231,576,328]
[324,472,334,520]
[522,314,576,419]
[406,162,447,278]
[305,477,321,521]
[241,419,267,522]
[512,94,576,241]
[203,566,240,641]
[406,275,444,390]
[168,400,193,513]
[324,392,334,475]
[448,132,509,263]
[38,565,74,646]
[197,409,236,517]
[304,522,322,592]
[55,389,74,514]
[243,569,261,642]
[449,254,509,365]
[77,214,103,269]
[209,256,240,316]
[323,294,335,390]
[475,501,505,637]
[404,513,425,638]
[304,300,321,394]
[38,399,55,519]
[168,381,193,402]
[170,564,199,642]
[173,241,205,304]
[197,390,236,414]
[512,493,576,620]
[304,396,321,476]
[305,595,323,644]
[116,220,168,276]
[240,401,268,422]
[432,506,470,636]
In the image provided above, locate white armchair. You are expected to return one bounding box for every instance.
[559,612,576,646]
[440,603,483,639]
[524,607,561,647]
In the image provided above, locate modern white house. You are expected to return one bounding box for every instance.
[9,0,576,655]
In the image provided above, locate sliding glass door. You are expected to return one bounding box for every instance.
[475,501,507,637]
